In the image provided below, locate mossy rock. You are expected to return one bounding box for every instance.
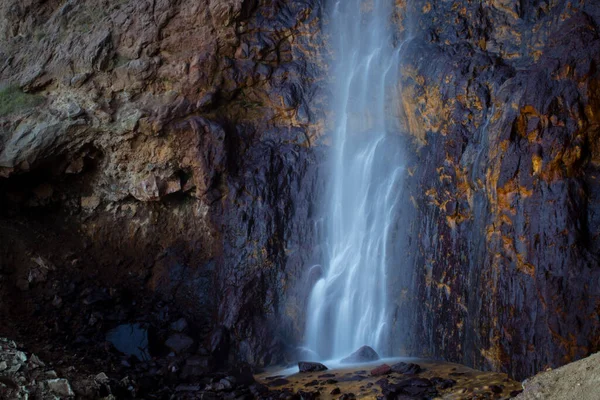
[0,85,44,117]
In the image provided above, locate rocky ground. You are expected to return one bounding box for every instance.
[515,352,600,400]
[257,359,524,399]
[1,0,600,390]
[0,337,525,399]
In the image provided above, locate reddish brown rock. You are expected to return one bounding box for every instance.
[371,364,391,376]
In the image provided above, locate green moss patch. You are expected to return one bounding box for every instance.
[0,85,44,117]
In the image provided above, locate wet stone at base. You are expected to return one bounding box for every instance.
[298,361,328,373]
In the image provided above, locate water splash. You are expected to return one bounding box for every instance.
[305,0,406,359]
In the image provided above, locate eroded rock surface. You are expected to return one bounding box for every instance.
[389,0,600,380]
[0,0,325,369]
[1,0,600,385]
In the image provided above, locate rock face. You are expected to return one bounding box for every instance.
[1,0,600,384]
[0,0,325,368]
[388,0,600,380]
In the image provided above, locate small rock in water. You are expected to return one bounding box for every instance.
[371,364,391,376]
[340,345,380,363]
[298,361,328,372]
[391,362,422,375]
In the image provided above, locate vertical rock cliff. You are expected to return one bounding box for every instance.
[0,0,325,367]
[391,0,600,380]
[1,0,599,384]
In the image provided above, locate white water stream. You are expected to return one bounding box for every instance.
[305,0,405,359]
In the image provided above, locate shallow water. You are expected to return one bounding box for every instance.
[257,358,523,399]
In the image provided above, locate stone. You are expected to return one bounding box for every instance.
[340,346,380,364]
[106,323,150,361]
[371,364,391,376]
[70,72,91,88]
[219,378,233,390]
[180,355,211,378]
[94,372,110,384]
[430,376,456,389]
[330,387,341,395]
[490,384,503,393]
[265,378,290,387]
[391,362,422,375]
[298,361,328,373]
[28,354,45,369]
[297,390,320,399]
[81,196,101,211]
[165,334,194,354]
[318,373,335,378]
[170,318,188,332]
[46,379,75,397]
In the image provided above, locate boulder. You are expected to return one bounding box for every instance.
[391,362,422,375]
[371,364,391,376]
[340,346,380,364]
[165,334,195,354]
[105,323,150,361]
[298,361,328,373]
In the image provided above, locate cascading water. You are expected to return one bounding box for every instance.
[305,0,406,360]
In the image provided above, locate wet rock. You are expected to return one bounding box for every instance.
[266,378,290,387]
[430,376,456,389]
[340,346,380,364]
[318,373,336,378]
[391,362,422,375]
[165,333,195,354]
[490,384,503,394]
[371,364,391,376]
[298,361,328,373]
[380,377,437,398]
[106,323,150,361]
[330,387,341,395]
[298,389,320,399]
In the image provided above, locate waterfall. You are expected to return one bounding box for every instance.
[305,0,405,360]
